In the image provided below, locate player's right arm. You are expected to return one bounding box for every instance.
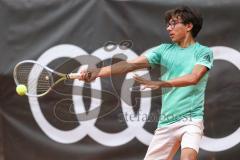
[80,55,150,82]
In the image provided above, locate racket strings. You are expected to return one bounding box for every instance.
[15,63,53,95]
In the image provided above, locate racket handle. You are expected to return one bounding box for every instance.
[67,73,81,79]
[67,72,92,80]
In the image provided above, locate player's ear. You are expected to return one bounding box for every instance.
[186,23,193,32]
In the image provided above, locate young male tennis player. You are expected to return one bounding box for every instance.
[80,6,213,160]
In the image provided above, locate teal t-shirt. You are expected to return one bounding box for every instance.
[145,42,213,127]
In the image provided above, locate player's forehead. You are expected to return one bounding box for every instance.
[168,15,183,23]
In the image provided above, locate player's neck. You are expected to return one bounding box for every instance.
[177,34,195,48]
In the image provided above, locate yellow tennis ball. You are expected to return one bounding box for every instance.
[16,84,27,96]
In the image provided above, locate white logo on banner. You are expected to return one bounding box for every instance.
[28,45,240,151]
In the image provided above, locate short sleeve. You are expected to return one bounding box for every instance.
[144,44,166,68]
[196,48,213,70]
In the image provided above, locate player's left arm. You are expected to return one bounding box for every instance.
[133,64,209,89]
[160,64,209,87]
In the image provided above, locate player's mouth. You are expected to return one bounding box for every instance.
[169,33,175,38]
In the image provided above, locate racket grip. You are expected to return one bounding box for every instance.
[68,73,81,79]
[67,72,92,80]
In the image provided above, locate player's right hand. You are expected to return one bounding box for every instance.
[79,69,98,82]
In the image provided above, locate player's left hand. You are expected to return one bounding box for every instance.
[133,75,163,90]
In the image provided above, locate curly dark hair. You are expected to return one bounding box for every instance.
[164,6,203,38]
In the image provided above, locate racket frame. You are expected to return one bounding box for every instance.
[13,60,71,97]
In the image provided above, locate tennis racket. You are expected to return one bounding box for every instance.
[13,60,91,97]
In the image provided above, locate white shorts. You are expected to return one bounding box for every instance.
[144,119,204,160]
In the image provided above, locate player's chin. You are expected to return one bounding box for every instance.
[170,37,179,43]
[170,38,176,42]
